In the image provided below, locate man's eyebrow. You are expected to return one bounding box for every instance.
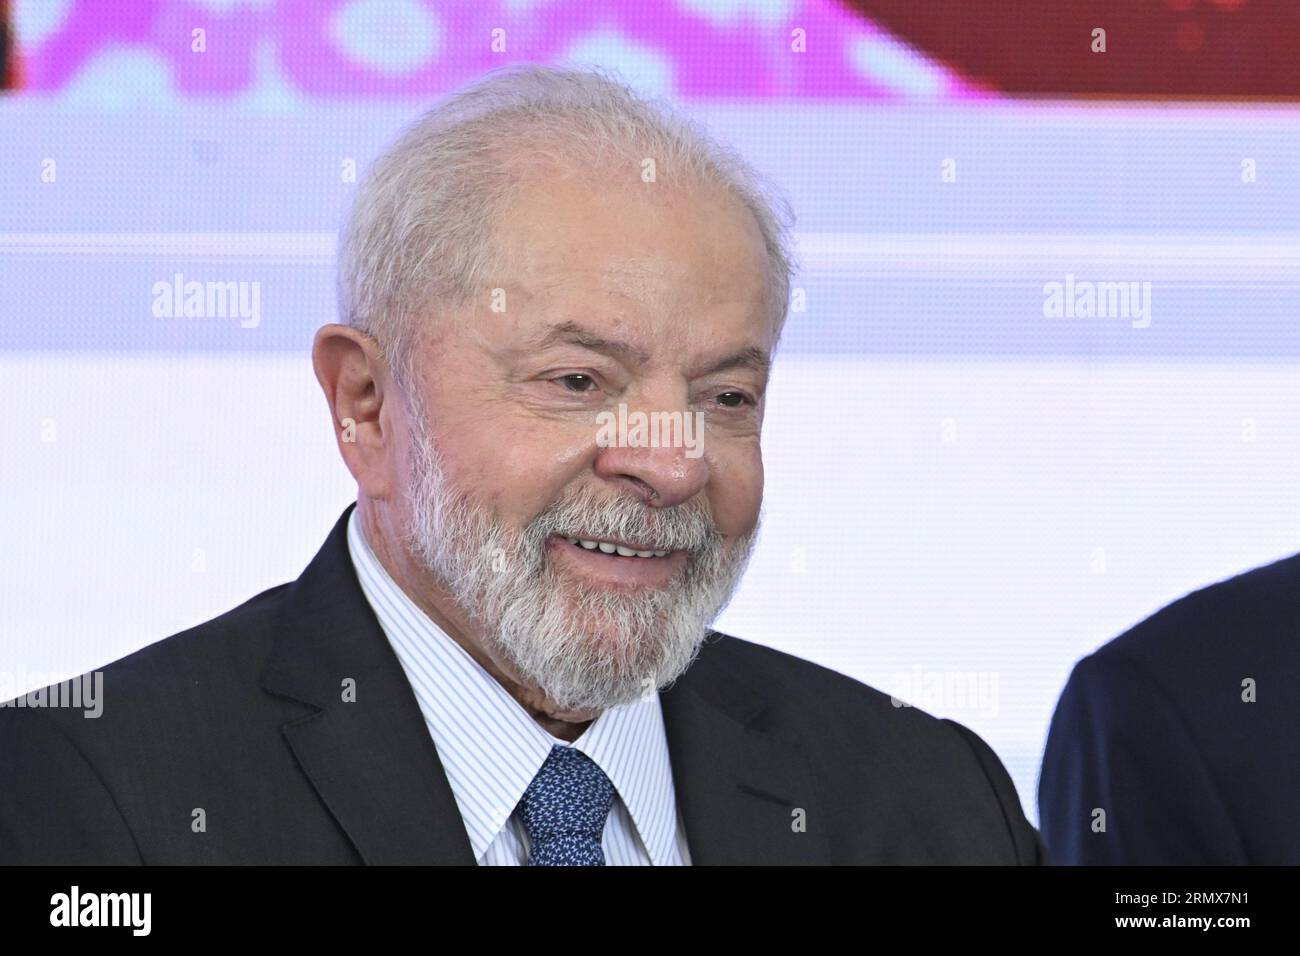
[694,346,771,380]
[533,321,651,365]
[533,320,770,379]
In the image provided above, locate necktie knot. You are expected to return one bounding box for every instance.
[518,744,615,866]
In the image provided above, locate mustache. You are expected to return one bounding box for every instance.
[525,486,723,554]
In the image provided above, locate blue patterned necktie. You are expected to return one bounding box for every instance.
[518,744,615,866]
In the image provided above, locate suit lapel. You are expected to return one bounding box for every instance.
[661,639,831,865]
[261,506,475,864]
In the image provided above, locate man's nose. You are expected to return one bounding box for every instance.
[591,417,709,508]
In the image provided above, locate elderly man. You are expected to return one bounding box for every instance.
[0,66,1044,865]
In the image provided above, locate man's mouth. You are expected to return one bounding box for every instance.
[546,533,688,588]
[563,536,673,559]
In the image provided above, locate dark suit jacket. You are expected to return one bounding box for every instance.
[1039,552,1300,864]
[2,506,1044,864]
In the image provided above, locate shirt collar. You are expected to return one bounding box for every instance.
[345,507,682,864]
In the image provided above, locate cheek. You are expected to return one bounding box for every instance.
[443,419,595,522]
[706,441,763,537]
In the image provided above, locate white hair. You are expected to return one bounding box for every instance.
[337,63,797,395]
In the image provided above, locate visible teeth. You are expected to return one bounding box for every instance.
[568,537,672,557]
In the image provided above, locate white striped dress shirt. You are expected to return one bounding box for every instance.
[346,510,692,865]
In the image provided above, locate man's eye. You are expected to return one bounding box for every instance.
[557,373,597,393]
[715,391,751,408]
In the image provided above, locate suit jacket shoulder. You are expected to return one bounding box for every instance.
[1038,552,1300,864]
[669,632,1046,864]
[0,579,357,865]
[1104,550,1300,668]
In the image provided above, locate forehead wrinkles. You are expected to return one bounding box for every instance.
[517,258,708,343]
[596,258,702,320]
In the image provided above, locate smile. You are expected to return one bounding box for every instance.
[564,537,672,559]
[546,534,687,589]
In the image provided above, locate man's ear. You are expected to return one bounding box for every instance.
[312,323,394,499]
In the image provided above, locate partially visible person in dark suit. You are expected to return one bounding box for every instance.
[1039,553,1300,864]
[1,64,1044,865]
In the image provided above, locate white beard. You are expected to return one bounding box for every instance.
[400,402,758,713]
